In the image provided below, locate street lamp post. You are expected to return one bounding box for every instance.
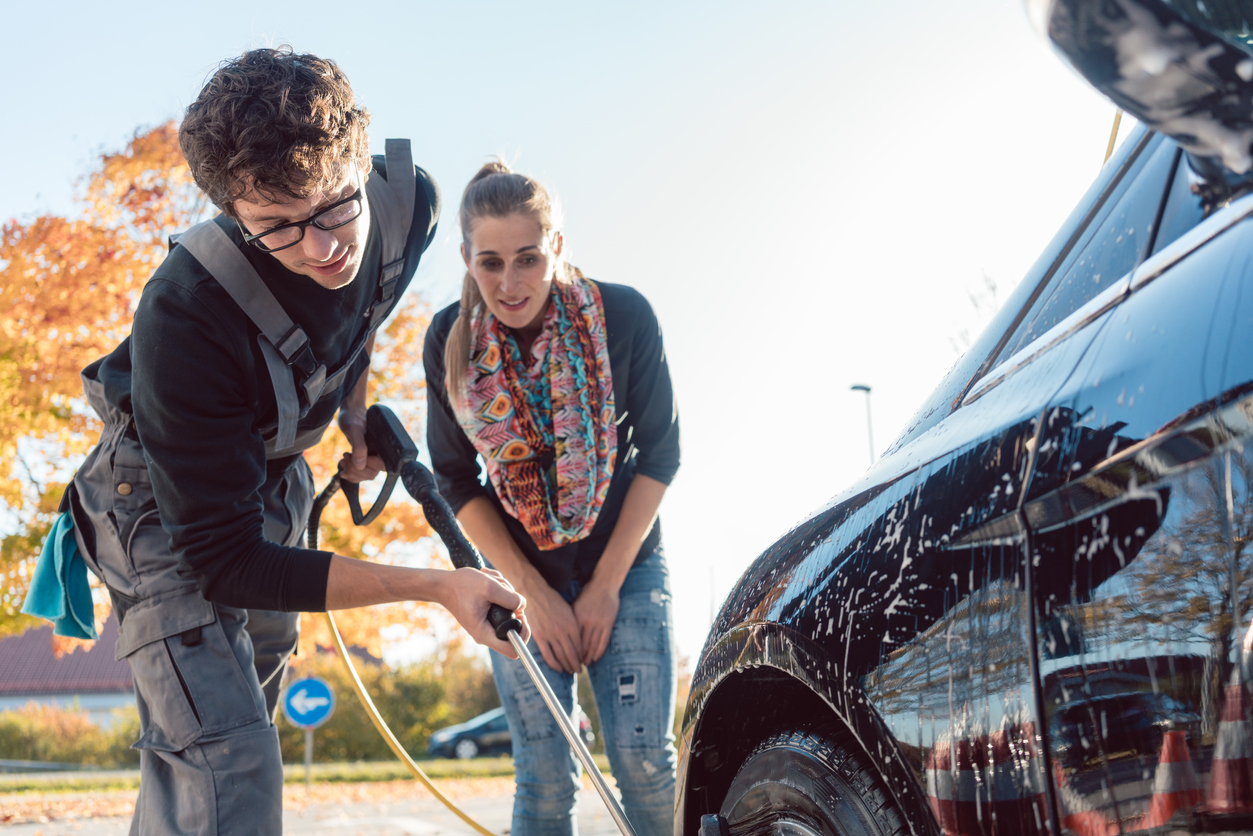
[850,384,874,466]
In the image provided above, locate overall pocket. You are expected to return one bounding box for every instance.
[119,593,267,752]
[69,424,143,594]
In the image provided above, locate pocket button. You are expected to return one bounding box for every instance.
[117,483,133,496]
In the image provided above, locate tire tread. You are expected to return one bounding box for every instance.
[734,729,911,836]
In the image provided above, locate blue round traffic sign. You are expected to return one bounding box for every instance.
[283,677,335,729]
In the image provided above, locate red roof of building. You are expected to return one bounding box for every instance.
[0,616,133,695]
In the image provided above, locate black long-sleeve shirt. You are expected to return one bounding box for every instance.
[423,281,680,593]
[82,157,440,612]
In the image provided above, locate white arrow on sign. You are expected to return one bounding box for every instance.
[289,688,330,716]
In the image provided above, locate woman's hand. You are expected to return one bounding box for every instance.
[573,578,620,665]
[526,582,585,674]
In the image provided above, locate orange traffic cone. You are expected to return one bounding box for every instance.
[922,721,1048,835]
[1052,760,1118,836]
[924,738,979,835]
[1141,730,1202,828]
[985,722,1049,834]
[1205,681,1253,813]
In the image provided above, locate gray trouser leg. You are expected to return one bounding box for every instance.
[70,415,318,835]
[127,604,283,835]
[246,608,301,721]
[131,723,283,836]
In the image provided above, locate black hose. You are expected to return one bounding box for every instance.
[307,473,341,551]
[307,404,522,640]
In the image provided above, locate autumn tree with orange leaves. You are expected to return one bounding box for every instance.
[0,123,440,657]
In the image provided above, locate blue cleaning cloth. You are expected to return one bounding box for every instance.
[21,511,98,640]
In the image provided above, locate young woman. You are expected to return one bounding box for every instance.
[424,161,680,836]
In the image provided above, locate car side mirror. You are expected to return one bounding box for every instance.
[1027,0,1253,176]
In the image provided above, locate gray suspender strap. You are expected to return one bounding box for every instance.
[364,139,415,331]
[177,220,324,454]
[175,139,417,456]
[312,139,416,405]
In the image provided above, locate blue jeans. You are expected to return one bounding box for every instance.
[491,549,677,836]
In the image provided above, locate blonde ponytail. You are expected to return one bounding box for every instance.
[445,273,484,409]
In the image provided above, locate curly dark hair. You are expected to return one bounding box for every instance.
[179,46,371,217]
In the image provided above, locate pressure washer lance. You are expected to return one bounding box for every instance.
[310,404,639,836]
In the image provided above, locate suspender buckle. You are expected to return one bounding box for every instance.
[300,364,328,411]
[275,325,314,366]
[381,258,405,286]
[288,342,319,378]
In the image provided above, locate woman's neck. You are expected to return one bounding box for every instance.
[514,324,542,364]
[511,296,552,363]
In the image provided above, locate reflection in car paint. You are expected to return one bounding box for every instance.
[923,717,1047,835]
[1030,437,1253,832]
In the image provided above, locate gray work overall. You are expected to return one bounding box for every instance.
[67,141,416,836]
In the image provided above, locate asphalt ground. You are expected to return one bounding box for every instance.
[0,776,626,836]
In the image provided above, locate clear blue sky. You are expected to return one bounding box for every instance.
[3,0,1123,662]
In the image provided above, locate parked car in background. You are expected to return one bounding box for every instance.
[428,707,512,760]
[678,1,1253,834]
[428,706,595,759]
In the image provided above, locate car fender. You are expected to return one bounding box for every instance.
[677,619,938,836]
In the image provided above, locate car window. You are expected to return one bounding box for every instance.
[488,714,508,732]
[993,138,1178,366]
[883,125,1157,453]
[1150,150,1209,256]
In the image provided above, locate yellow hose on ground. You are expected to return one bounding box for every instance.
[1104,109,1124,163]
[323,610,501,836]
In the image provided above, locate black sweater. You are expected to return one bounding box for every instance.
[82,158,440,612]
[423,282,680,593]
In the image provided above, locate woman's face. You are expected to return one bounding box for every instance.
[462,213,562,336]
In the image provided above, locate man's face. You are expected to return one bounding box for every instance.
[233,164,372,290]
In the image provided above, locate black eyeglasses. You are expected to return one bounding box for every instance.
[239,185,364,253]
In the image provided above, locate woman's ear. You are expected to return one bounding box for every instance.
[552,232,564,258]
[461,241,472,270]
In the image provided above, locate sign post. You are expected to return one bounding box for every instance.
[282,677,335,790]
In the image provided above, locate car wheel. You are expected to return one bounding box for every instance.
[454,738,480,760]
[720,730,907,836]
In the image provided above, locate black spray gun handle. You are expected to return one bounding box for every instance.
[340,406,414,525]
[362,405,524,642]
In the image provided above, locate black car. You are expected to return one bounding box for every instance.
[428,706,595,759]
[678,1,1253,835]
[428,707,512,760]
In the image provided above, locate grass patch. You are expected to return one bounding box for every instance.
[281,755,519,784]
[0,773,143,794]
[0,754,612,795]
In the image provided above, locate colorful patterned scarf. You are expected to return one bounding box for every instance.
[454,273,616,550]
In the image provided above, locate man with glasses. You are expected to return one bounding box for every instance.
[66,47,528,835]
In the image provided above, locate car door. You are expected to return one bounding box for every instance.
[479,711,512,750]
[856,129,1181,834]
[1025,145,1253,833]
